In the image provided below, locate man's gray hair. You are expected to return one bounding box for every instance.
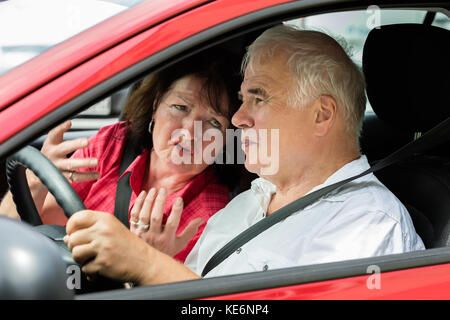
[242,24,366,139]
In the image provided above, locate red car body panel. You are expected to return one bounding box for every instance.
[205,263,450,299]
[0,0,211,110]
[0,0,291,145]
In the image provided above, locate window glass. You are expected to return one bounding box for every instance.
[0,0,146,76]
[433,11,450,29]
[0,0,146,119]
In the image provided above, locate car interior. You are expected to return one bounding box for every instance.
[361,22,450,249]
[0,3,449,298]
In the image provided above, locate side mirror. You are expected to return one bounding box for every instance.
[0,216,74,299]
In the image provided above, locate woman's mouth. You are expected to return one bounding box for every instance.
[175,142,194,156]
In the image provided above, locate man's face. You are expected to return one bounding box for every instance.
[232,52,316,179]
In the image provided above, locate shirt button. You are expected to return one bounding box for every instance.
[263,264,269,271]
[236,248,242,254]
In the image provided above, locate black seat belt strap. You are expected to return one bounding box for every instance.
[113,139,138,228]
[201,117,450,277]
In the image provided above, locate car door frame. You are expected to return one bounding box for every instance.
[1,0,449,299]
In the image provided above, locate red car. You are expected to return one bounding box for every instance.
[0,0,449,301]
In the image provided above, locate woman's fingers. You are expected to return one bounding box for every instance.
[63,170,100,183]
[41,121,101,181]
[177,217,203,245]
[53,137,89,157]
[130,190,146,232]
[149,188,166,234]
[45,120,71,145]
[54,157,98,172]
[55,156,99,182]
[164,197,184,235]
[138,188,157,231]
[130,189,198,257]
[57,157,100,183]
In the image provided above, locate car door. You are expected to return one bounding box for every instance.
[1,0,450,301]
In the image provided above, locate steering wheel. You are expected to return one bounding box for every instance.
[6,146,85,225]
[5,146,123,293]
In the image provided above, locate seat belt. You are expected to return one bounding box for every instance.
[113,139,138,228]
[201,116,450,277]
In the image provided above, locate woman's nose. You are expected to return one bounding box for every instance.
[231,103,254,129]
[181,119,194,138]
[182,117,202,141]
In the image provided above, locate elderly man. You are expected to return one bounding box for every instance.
[65,25,424,286]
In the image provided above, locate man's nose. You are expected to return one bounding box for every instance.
[231,103,254,129]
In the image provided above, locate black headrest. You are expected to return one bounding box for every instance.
[363,24,450,132]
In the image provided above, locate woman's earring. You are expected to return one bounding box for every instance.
[148,119,154,133]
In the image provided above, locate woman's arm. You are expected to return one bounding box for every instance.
[0,169,55,220]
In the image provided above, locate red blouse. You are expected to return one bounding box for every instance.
[44,121,230,262]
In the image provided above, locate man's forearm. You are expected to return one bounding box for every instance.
[138,245,201,286]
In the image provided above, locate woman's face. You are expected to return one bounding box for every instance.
[151,74,230,175]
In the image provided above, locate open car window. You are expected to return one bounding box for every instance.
[76,8,450,131]
[0,0,143,76]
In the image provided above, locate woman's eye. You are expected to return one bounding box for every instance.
[172,104,187,111]
[210,119,222,128]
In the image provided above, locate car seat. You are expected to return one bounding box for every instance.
[362,23,450,248]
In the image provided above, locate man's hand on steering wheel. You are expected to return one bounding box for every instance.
[65,210,155,285]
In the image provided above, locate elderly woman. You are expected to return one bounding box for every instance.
[0,50,242,262]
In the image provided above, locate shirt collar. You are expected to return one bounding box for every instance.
[306,154,370,197]
[251,155,370,209]
[251,178,276,212]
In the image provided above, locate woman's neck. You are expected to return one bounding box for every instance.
[143,150,195,195]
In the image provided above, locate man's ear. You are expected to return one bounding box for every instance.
[314,95,337,136]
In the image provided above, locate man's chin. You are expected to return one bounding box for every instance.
[244,161,260,176]
[244,160,279,177]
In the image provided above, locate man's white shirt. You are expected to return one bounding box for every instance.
[184,155,425,277]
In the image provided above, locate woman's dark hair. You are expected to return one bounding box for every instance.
[122,48,244,190]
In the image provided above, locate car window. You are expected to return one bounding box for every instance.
[74,8,450,130]
[0,0,148,77]
[433,11,450,29]
[285,8,450,114]
[71,86,132,130]
[0,0,147,125]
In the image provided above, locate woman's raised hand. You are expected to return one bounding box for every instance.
[0,120,101,220]
[130,188,203,257]
[39,120,100,183]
